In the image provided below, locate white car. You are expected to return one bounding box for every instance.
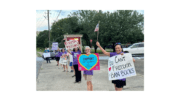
[123,42,144,55]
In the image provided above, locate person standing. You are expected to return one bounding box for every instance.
[68,50,74,72]
[55,48,61,66]
[96,42,135,91]
[67,45,81,83]
[44,48,51,63]
[61,49,68,72]
[83,46,93,91]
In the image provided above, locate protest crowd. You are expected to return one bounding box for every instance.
[43,39,135,91]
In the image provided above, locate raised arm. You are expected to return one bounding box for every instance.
[67,49,72,55]
[96,41,110,56]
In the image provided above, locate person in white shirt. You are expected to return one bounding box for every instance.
[68,49,74,73]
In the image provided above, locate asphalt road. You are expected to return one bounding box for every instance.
[36,58,144,91]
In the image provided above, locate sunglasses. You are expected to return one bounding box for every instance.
[115,42,121,45]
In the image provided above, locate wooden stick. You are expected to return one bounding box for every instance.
[97,21,100,41]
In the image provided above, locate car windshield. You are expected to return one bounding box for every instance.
[128,44,133,48]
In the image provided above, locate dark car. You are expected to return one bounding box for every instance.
[42,50,56,60]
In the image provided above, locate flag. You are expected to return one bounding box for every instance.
[94,23,99,32]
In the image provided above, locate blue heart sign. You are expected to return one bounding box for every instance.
[77,53,100,71]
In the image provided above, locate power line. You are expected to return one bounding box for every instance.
[36,10,46,26]
[37,18,46,31]
[55,10,62,22]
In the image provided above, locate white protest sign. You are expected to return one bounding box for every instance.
[108,53,136,80]
[43,53,50,58]
[64,40,79,50]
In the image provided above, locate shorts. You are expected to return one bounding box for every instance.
[69,62,73,66]
[56,57,60,61]
[62,60,67,65]
[112,80,126,88]
[84,75,92,81]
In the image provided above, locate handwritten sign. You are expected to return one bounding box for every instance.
[77,53,100,71]
[43,53,50,58]
[52,42,58,50]
[108,53,136,80]
[64,40,79,50]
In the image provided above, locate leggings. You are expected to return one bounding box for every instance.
[74,65,81,82]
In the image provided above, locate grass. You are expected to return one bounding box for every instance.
[37,47,44,53]
[87,48,113,54]
[36,52,41,57]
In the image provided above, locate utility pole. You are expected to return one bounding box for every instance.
[47,10,50,49]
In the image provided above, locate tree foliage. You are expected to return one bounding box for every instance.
[36,10,144,52]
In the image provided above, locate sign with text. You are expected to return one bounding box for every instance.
[64,40,79,50]
[43,53,50,58]
[77,53,100,71]
[52,42,58,50]
[108,53,136,80]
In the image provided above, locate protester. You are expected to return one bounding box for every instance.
[44,48,51,63]
[61,48,68,72]
[55,48,61,66]
[96,41,135,91]
[68,49,74,73]
[83,46,93,91]
[68,45,81,83]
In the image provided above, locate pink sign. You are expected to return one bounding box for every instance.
[77,53,100,71]
[64,40,79,50]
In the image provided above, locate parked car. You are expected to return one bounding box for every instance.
[42,50,56,60]
[123,42,144,55]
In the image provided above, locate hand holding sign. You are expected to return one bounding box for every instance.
[77,53,100,71]
[108,53,136,80]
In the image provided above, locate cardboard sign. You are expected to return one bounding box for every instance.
[64,40,79,50]
[43,53,50,58]
[108,53,136,80]
[52,42,58,50]
[77,53,100,71]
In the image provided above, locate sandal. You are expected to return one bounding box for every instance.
[63,70,66,72]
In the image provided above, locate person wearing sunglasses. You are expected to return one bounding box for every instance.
[96,41,135,91]
[68,45,82,83]
[83,46,93,91]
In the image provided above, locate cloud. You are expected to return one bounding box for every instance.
[36,10,77,31]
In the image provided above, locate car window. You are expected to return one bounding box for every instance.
[138,44,144,47]
[131,44,138,48]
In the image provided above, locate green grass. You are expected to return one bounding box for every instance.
[37,47,44,53]
[36,52,41,57]
[88,49,113,54]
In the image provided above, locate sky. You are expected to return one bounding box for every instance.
[36,10,144,32]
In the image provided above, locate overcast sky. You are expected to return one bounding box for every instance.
[36,10,144,31]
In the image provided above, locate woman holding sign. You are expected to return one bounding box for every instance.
[83,46,93,91]
[96,42,135,91]
[61,48,68,72]
[68,45,82,83]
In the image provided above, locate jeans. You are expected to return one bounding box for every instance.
[46,58,50,63]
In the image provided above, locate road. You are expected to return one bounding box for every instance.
[36,57,144,91]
